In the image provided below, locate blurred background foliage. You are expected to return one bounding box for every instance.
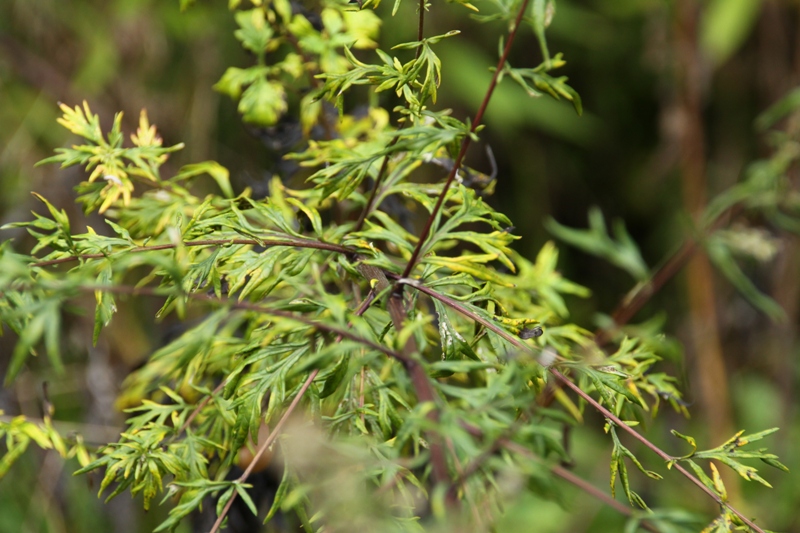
[1,0,799,531]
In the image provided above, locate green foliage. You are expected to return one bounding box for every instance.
[0,412,93,476]
[546,206,648,282]
[701,0,762,66]
[0,0,790,532]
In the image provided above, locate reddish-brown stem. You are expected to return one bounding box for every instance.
[353,0,426,233]
[398,279,767,532]
[399,0,531,279]
[609,241,696,332]
[395,276,562,366]
[385,292,450,486]
[175,381,226,439]
[550,369,765,533]
[71,281,450,515]
[454,419,657,530]
[30,237,354,268]
[206,292,378,533]
[603,205,740,341]
[80,284,413,366]
[415,0,426,60]
[208,368,319,533]
[502,441,660,533]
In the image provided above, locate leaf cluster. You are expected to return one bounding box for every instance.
[0,0,789,532]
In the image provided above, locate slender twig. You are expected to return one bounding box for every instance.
[61,269,449,485]
[22,220,765,527]
[79,283,413,366]
[384,290,450,487]
[415,0,426,60]
[395,277,563,366]
[69,281,447,521]
[502,441,660,533]
[549,369,765,533]
[208,368,319,533]
[398,279,768,532]
[355,267,450,486]
[452,419,658,531]
[174,381,226,439]
[208,288,382,533]
[31,237,353,268]
[399,0,531,279]
[602,204,740,339]
[605,239,697,336]
[353,0,426,233]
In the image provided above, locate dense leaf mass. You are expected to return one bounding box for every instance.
[0,0,792,532]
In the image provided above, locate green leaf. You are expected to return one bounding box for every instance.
[213,66,265,99]
[433,299,479,361]
[706,234,785,321]
[93,267,116,346]
[756,87,800,131]
[700,0,762,67]
[530,0,555,64]
[546,207,648,282]
[264,466,291,523]
[319,354,350,398]
[234,9,274,55]
[234,482,259,517]
[671,429,697,458]
[238,78,288,126]
[174,162,233,198]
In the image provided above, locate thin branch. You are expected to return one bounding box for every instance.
[453,419,658,531]
[395,277,561,366]
[355,266,450,486]
[502,440,660,533]
[208,368,319,533]
[399,0,532,279]
[31,237,353,268]
[352,0,426,232]
[354,0,426,233]
[399,278,768,532]
[73,281,448,515]
[600,204,741,341]
[384,291,451,487]
[174,381,226,439]
[62,266,449,485]
[549,369,766,533]
[415,0,426,60]
[20,217,766,527]
[604,240,696,338]
[208,287,381,533]
[81,283,413,366]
